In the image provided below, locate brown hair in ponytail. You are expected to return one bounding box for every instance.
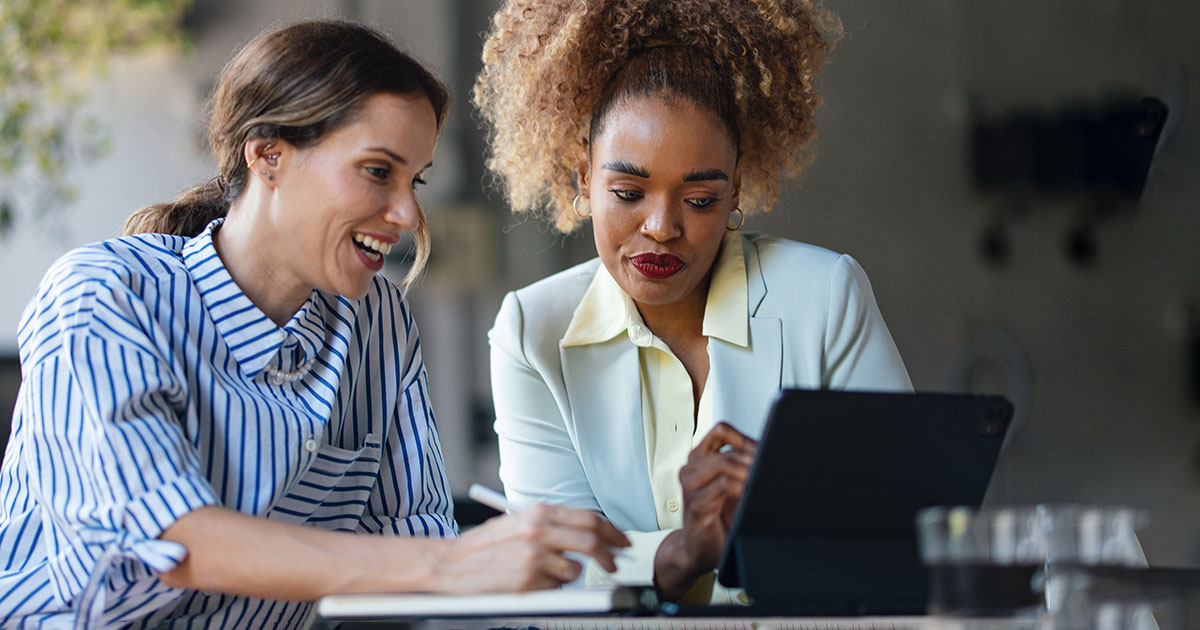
[122,178,228,237]
[122,19,450,289]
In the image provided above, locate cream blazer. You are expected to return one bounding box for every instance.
[489,233,913,533]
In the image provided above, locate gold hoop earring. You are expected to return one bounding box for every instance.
[726,207,744,231]
[572,194,591,219]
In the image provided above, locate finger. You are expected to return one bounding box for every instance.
[679,453,754,491]
[681,485,747,532]
[527,517,621,573]
[713,421,758,448]
[711,421,758,449]
[539,552,583,585]
[702,448,756,471]
[685,473,746,513]
[692,422,758,458]
[539,505,631,548]
[681,480,745,541]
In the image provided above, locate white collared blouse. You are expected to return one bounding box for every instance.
[0,219,456,629]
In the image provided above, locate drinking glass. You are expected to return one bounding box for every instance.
[916,505,1149,628]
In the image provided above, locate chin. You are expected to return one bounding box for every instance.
[626,285,687,307]
[331,277,375,301]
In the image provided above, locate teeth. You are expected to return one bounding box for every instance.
[353,233,393,256]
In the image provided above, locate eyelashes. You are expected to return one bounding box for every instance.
[607,188,720,208]
[365,165,429,190]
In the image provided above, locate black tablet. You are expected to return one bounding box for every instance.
[715,388,1013,615]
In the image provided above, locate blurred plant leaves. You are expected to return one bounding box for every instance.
[0,0,191,238]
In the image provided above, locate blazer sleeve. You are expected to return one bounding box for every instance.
[822,254,913,391]
[489,292,602,512]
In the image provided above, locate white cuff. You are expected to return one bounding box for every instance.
[584,528,674,587]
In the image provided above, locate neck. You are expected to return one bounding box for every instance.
[634,272,711,345]
[213,198,310,327]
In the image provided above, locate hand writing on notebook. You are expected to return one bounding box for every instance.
[433,504,631,592]
[654,422,758,600]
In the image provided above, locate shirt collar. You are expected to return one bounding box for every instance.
[561,263,635,347]
[182,218,326,378]
[561,232,748,349]
[702,231,748,347]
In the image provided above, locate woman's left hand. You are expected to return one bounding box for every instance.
[653,422,757,599]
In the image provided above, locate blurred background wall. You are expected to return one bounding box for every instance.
[1,0,1197,565]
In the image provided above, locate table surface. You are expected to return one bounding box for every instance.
[310,615,1041,630]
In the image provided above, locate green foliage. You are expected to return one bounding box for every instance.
[0,0,191,237]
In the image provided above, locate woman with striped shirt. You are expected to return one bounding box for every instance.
[0,20,627,629]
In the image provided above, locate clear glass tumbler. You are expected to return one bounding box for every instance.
[916,506,1049,620]
[916,504,1150,629]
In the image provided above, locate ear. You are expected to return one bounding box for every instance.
[576,137,592,199]
[243,137,287,186]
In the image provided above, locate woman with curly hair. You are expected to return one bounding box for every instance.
[475,0,911,603]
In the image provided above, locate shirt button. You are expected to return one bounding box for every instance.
[666,499,680,513]
[736,591,751,605]
[304,439,318,453]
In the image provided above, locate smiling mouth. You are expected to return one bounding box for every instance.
[629,253,685,279]
[353,233,393,262]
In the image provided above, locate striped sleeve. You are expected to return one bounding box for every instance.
[19,271,219,607]
[357,288,457,539]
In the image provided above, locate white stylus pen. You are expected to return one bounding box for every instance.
[467,483,513,513]
[467,483,632,560]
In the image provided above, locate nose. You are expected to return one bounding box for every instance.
[384,189,423,232]
[639,198,681,242]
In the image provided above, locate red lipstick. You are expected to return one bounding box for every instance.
[630,253,685,279]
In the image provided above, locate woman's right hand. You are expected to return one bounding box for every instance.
[654,422,757,599]
[434,504,631,592]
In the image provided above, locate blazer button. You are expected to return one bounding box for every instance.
[666,498,680,513]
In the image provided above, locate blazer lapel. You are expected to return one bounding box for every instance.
[711,318,782,439]
[711,235,783,439]
[560,339,658,531]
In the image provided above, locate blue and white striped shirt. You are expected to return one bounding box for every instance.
[0,219,457,628]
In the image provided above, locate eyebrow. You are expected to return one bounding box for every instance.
[601,161,728,183]
[683,168,729,182]
[365,147,434,170]
[601,161,650,178]
[366,147,407,164]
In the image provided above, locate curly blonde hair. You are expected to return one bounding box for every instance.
[474,0,842,233]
